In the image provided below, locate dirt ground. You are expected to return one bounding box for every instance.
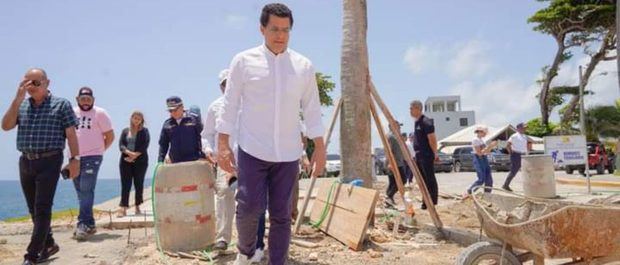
[0,200,476,265]
[0,181,484,265]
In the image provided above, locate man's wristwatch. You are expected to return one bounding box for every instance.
[70,156,81,162]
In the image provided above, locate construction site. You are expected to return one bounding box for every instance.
[1,1,620,265]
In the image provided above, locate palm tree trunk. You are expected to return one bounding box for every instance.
[617,0,620,94]
[340,0,372,187]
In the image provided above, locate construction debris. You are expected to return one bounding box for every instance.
[291,239,320,249]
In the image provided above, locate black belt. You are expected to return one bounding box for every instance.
[22,150,62,160]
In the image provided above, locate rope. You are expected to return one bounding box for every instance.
[309,180,340,228]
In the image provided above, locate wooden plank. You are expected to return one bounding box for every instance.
[369,81,443,229]
[295,98,343,234]
[309,180,378,250]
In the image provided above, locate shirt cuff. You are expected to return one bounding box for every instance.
[215,120,235,136]
[305,125,325,139]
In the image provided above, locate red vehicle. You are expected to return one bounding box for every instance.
[565,142,615,175]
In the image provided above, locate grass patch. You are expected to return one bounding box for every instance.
[3,208,104,223]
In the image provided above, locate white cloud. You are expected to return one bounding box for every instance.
[403,44,441,75]
[450,78,540,127]
[225,14,248,29]
[447,40,492,79]
[402,39,492,80]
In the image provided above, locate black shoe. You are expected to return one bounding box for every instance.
[36,243,59,263]
[22,259,35,265]
[212,241,228,251]
[502,185,513,192]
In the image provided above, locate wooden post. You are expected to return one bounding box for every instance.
[369,100,410,214]
[294,98,343,234]
[369,81,443,229]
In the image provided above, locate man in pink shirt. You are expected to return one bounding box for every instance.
[72,87,114,241]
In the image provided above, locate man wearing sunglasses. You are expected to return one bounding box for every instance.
[71,87,114,241]
[1,68,80,265]
[158,96,206,164]
[216,3,326,265]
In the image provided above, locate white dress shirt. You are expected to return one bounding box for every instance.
[508,132,530,154]
[202,96,236,155]
[216,44,324,162]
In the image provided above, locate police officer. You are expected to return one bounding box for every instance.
[158,96,206,163]
[410,100,439,210]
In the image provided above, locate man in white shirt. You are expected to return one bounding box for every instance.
[502,123,532,191]
[216,4,326,265]
[202,69,236,252]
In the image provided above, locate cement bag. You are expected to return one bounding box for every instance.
[153,161,216,252]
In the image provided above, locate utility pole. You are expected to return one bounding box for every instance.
[579,66,591,194]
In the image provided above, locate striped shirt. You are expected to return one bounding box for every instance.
[16,94,78,153]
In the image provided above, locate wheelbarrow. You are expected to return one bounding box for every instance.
[456,187,620,265]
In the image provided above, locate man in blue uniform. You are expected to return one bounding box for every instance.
[158,96,206,163]
[410,100,439,209]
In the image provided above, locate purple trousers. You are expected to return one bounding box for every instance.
[236,148,299,265]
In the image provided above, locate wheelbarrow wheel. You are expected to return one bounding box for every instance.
[456,241,521,265]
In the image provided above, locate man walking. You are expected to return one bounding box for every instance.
[216,3,326,264]
[410,100,439,209]
[385,124,406,208]
[202,69,236,252]
[502,122,532,191]
[72,86,114,240]
[2,68,80,265]
[158,96,206,163]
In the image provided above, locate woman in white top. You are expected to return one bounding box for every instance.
[466,125,497,195]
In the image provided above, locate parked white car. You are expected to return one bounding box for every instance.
[325,154,341,177]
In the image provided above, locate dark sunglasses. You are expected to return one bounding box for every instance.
[30,80,42,87]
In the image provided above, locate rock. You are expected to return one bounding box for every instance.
[0,238,7,244]
[308,252,319,261]
[368,249,383,258]
[84,254,99,259]
[370,231,390,243]
[413,232,436,243]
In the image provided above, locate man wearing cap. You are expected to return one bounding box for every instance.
[502,123,533,191]
[2,68,80,265]
[410,100,439,210]
[216,3,326,264]
[385,123,405,208]
[72,86,115,240]
[202,69,236,251]
[158,96,206,163]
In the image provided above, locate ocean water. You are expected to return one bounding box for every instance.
[0,178,151,221]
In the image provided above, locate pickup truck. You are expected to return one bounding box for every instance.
[565,142,616,175]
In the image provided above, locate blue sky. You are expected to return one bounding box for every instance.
[0,1,618,180]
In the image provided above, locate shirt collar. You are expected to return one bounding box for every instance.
[260,43,289,59]
[28,92,52,108]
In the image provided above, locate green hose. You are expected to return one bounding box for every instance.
[150,162,170,264]
[309,180,339,228]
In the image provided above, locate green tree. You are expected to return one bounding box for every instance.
[525,117,558,137]
[529,0,616,127]
[585,105,620,141]
[316,72,335,107]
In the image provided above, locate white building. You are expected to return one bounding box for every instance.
[424,96,475,140]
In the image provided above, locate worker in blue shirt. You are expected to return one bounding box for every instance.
[158,96,206,163]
